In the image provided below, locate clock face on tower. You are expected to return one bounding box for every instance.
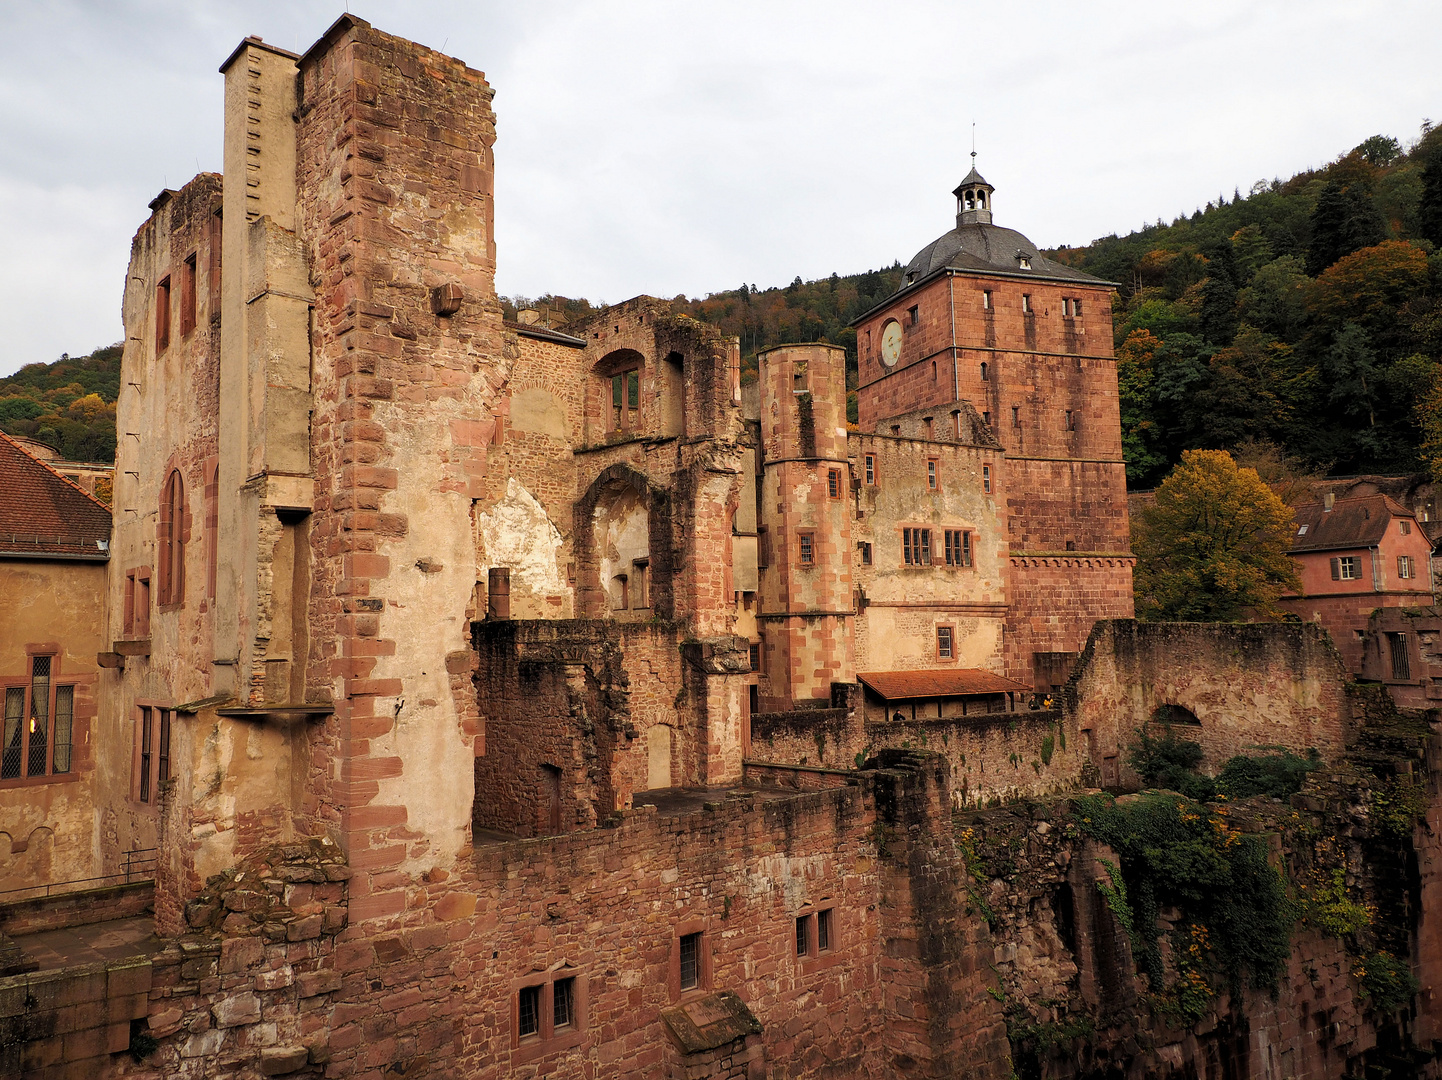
[879,320,903,367]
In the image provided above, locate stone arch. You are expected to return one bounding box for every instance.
[1152,703,1202,727]
[574,465,673,619]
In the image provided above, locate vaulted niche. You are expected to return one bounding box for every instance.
[593,481,651,616]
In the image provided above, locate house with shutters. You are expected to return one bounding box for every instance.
[1279,492,1435,674]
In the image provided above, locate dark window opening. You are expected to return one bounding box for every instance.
[860,542,872,566]
[553,977,575,1030]
[1390,633,1411,681]
[180,253,197,337]
[1012,407,1020,428]
[795,915,809,956]
[817,908,833,951]
[908,305,919,327]
[749,643,761,672]
[1066,410,1075,431]
[156,276,171,353]
[610,368,641,432]
[518,985,541,1038]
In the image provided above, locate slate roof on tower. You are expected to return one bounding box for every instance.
[0,430,112,559]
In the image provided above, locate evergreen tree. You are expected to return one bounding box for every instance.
[1419,131,1442,247]
[1307,180,1386,275]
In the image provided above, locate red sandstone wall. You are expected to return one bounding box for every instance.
[1068,620,1352,785]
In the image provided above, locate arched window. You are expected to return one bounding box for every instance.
[157,469,185,606]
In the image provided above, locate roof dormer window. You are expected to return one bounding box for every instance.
[1016,251,1032,271]
[1297,524,1308,535]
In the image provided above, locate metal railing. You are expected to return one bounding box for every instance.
[0,847,157,903]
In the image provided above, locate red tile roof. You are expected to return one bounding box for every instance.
[0,431,112,559]
[1290,494,1413,553]
[857,669,1031,700]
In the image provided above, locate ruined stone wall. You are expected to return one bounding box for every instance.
[1068,620,1353,785]
[750,706,1081,808]
[293,18,507,916]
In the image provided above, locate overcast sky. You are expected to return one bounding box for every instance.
[1,0,1438,376]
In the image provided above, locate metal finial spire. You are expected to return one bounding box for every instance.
[971,122,976,165]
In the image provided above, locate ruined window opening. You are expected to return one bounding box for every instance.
[679,933,701,991]
[828,469,842,499]
[983,411,991,427]
[1066,410,1075,432]
[631,560,649,609]
[944,530,972,568]
[903,528,932,566]
[1331,556,1362,581]
[610,368,640,432]
[1012,407,1020,428]
[795,915,810,956]
[518,985,542,1038]
[749,684,760,715]
[859,542,872,566]
[891,425,901,437]
[158,470,185,607]
[864,454,876,486]
[923,418,934,440]
[1390,633,1411,680]
[983,464,992,493]
[798,533,815,566]
[937,626,954,660]
[980,362,988,381]
[927,459,938,490]
[1398,555,1415,579]
[156,275,171,353]
[180,253,197,337]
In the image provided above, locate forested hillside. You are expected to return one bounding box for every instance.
[0,345,120,463]
[11,124,1440,478]
[1054,125,1442,487]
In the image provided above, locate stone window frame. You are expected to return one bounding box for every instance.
[669,919,713,1002]
[827,468,842,500]
[798,531,816,567]
[943,529,972,569]
[864,454,877,487]
[793,902,842,974]
[927,458,939,491]
[0,649,79,787]
[510,965,588,1062]
[155,274,172,354]
[982,464,992,494]
[157,469,187,610]
[901,527,932,567]
[936,625,956,661]
[131,701,173,805]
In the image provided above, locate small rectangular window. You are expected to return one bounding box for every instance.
[1073,299,1082,317]
[1401,520,1413,535]
[927,459,938,490]
[860,542,872,566]
[1398,555,1415,579]
[982,290,992,310]
[1066,410,1075,431]
[156,276,171,353]
[518,985,542,1038]
[817,909,833,952]
[553,977,575,1030]
[937,626,954,659]
[679,932,701,991]
[982,465,992,494]
[795,915,810,957]
[1021,294,1031,314]
[828,468,841,499]
[1012,407,1020,428]
[180,254,197,337]
[864,454,876,486]
[1063,298,1072,317]
[908,305,919,327]
[749,643,761,672]
[799,533,814,566]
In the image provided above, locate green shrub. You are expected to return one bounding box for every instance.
[1215,751,1318,799]
[1372,778,1427,838]
[1127,729,1216,800]
[1076,792,1294,994]
[1357,951,1420,1014]
[1297,866,1372,937]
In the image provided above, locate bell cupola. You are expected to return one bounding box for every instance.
[953,161,994,227]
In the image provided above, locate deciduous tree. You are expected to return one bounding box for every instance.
[1133,450,1300,621]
